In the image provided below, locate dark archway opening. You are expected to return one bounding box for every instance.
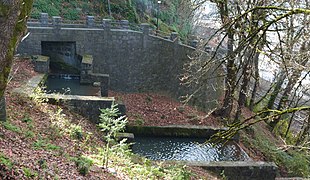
[41,41,81,74]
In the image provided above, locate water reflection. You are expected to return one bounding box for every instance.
[132,137,249,161]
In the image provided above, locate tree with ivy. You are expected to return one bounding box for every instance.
[0,0,33,121]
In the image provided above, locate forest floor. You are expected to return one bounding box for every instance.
[0,58,223,179]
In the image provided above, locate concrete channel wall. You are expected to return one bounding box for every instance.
[13,74,117,123]
[188,161,278,180]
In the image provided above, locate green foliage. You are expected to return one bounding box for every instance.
[69,124,83,140]
[22,167,38,178]
[22,115,33,123]
[32,137,61,151]
[24,130,35,139]
[220,170,228,180]
[70,155,93,176]
[134,118,144,126]
[98,104,127,140]
[1,121,21,133]
[249,129,310,177]
[0,153,13,170]
[63,8,81,20]
[31,0,61,18]
[171,165,193,180]
[98,104,127,168]
[86,138,194,179]
[273,119,296,144]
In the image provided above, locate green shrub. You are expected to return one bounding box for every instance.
[24,131,35,139]
[0,153,13,170]
[32,137,60,151]
[71,156,93,176]
[1,121,21,133]
[63,8,81,20]
[70,124,83,140]
[22,167,38,178]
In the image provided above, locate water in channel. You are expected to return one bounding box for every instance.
[132,136,249,161]
[45,75,100,96]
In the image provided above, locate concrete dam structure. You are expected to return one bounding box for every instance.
[18,14,223,111]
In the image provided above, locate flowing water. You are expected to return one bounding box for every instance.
[45,75,100,96]
[132,136,249,161]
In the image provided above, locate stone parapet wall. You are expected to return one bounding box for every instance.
[18,18,223,112]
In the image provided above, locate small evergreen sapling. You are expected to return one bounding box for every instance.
[98,104,127,169]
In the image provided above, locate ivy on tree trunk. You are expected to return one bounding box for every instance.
[0,0,33,121]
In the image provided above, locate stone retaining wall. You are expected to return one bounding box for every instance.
[18,15,224,112]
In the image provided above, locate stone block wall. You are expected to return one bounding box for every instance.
[32,55,50,73]
[80,55,110,97]
[17,18,224,112]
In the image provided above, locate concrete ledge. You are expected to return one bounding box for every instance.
[46,94,115,123]
[12,74,123,123]
[126,125,228,138]
[187,161,278,180]
[13,74,46,95]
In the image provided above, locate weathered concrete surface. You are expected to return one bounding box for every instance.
[32,55,50,73]
[18,24,223,112]
[126,125,229,138]
[187,161,278,180]
[115,132,135,143]
[13,74,46,95]
[45,94,115,123]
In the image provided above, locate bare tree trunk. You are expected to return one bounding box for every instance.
[249,40,264,110]
[215,33,236,119]
[235,52,252,121]
[267,72,286,108]
[0,0,33,121]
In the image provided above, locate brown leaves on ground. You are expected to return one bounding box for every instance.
[110,91,223,127]
[1,58,117,179]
